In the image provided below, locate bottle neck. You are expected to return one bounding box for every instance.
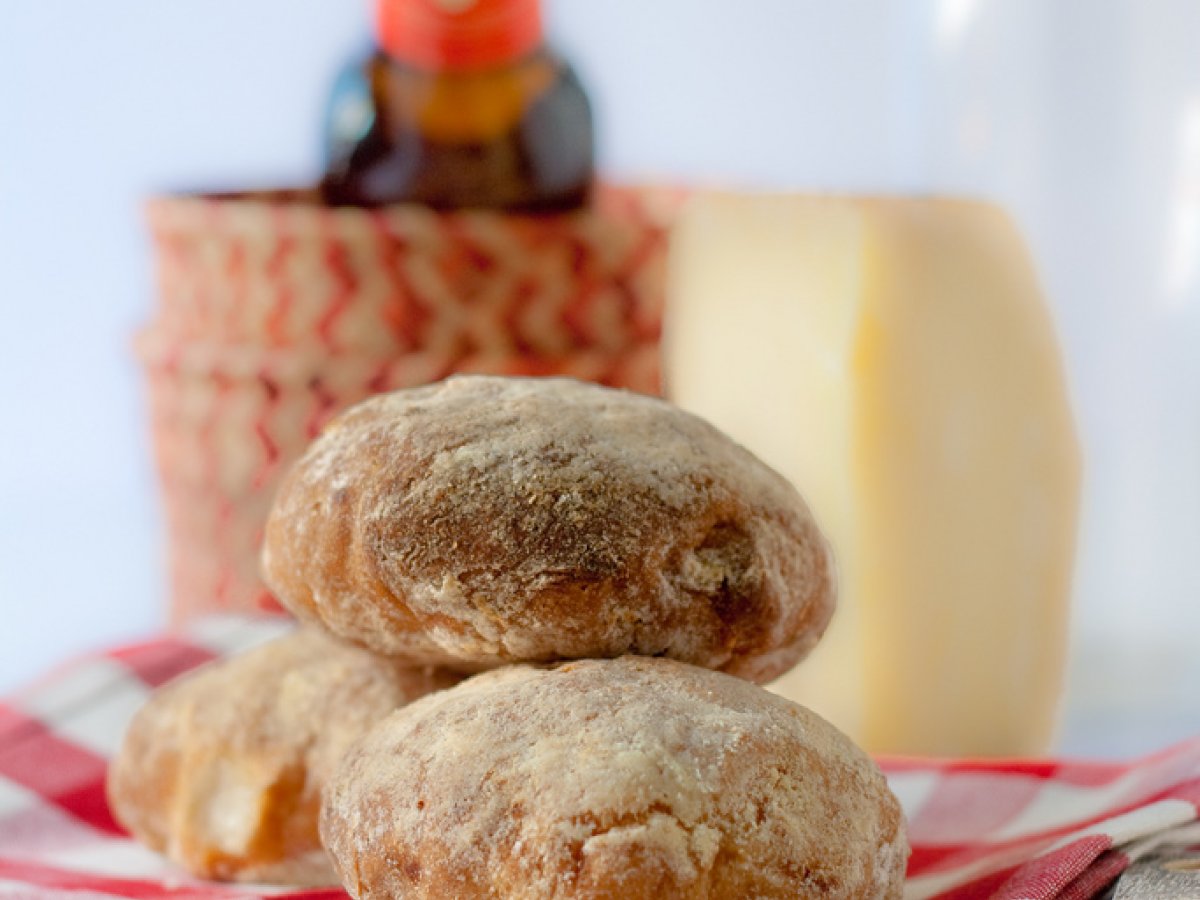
[375,0,544,72]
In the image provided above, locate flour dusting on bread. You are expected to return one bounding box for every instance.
[263,376,835,683]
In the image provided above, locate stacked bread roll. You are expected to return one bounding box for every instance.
[109,376,908,898]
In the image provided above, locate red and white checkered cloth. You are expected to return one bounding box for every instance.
[1,617,1198,900]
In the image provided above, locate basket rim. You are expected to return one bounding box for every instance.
[143,183,689,238]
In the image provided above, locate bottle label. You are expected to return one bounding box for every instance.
[376,0,543,71]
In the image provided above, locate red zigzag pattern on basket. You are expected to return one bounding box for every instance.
[147,188,680,354]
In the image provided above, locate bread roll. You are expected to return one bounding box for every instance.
[321,656,907,899]
[263,375,834,683]
[107,628,459,885]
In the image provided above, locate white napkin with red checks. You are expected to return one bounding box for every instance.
[1,616,1197,899]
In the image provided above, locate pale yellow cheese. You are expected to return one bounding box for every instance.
[664,194,1081,757]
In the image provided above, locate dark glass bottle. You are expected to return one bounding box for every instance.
[321,0,594,211]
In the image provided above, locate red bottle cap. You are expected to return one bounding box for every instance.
[376,0,544,71]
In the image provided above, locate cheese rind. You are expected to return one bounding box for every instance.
[664,194,1081,757]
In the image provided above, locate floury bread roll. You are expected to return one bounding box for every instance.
[321,656,908,899]
[262,375,835,684]
[106,628,460,885]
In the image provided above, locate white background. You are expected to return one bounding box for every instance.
[1,0,1197,755]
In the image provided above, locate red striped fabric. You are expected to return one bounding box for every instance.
[105,640,218,689]
[0,705,122,835]
[0,617,1197,899]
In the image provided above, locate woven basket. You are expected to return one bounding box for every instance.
[137,186,684,621]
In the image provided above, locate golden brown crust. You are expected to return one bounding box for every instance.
[321,657,908,899]
[262,375,835,683]
[106,628,460,885]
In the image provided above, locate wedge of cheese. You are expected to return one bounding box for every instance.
[664,194,1081,757]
